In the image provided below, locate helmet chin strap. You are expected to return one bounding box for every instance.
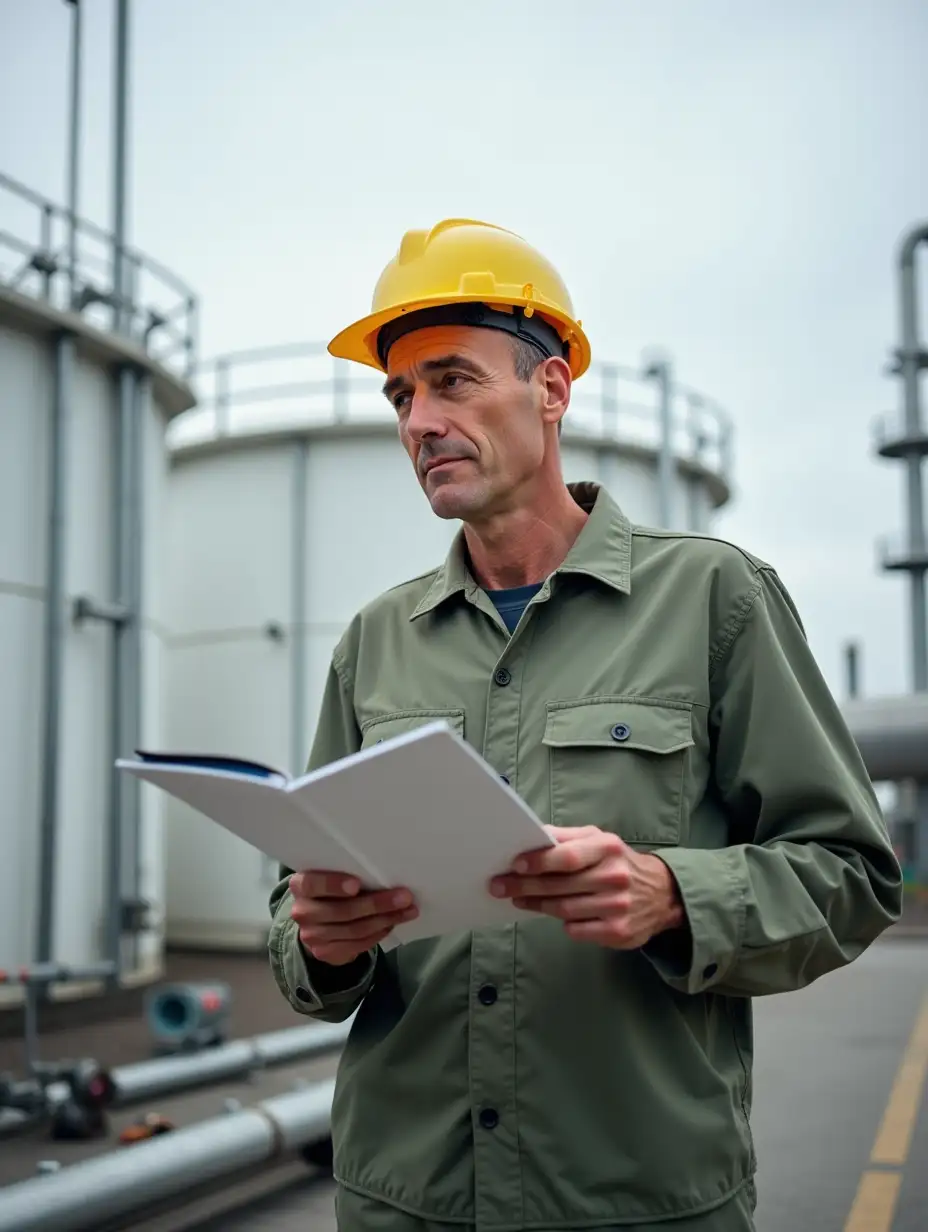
[376,302,569,369]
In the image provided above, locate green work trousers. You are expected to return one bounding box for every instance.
[334,1181,757,1232]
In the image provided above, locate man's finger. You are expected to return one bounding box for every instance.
[512,891,630,921]
[290,870,364,899]
[291,886,414,925]
[497,861,630,900]
[299,905,417,946]
[513,828,621,874]
[306,926,396,966]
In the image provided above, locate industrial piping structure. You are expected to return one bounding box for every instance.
[0,1080,336,1232]
[0,0,198,993]
[868,219,928,880]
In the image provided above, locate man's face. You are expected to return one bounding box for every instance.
[381,324,566,523]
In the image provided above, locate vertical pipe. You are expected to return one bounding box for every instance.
[271,437,308,885]
[129,369,148,964]
[106,364,138,979]
[35,333,74,965]
[844,641,860,700]
[65,0,82,306]
[112,0,130,334]
[898,229,928,691]
[291,438,308,775]
[646,358,674,528]
[215,359,230,435]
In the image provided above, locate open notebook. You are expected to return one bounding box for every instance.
[117,720,554,948]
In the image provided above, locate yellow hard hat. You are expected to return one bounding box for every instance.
[327,218,591,379]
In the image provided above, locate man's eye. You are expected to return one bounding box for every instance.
[393,393,411,411]
[442,373,463,389]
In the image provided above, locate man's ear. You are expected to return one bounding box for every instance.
[539,356,571,435]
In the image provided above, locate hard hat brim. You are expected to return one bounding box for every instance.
[328,294,591,380]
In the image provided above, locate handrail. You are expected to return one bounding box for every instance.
[0,171,198,380]
[171,340,735,490]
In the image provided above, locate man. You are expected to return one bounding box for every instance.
[268,219,902,1231]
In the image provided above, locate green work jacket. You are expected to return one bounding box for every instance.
[268,481,901,1230]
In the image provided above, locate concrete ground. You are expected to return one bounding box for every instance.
[1,937,925,1231]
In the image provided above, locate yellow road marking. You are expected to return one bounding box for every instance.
[870,992,928,1166]
[843,1171,902,1232]
[843,992,928,1231]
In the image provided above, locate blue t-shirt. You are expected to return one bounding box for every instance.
[486,582,544,634]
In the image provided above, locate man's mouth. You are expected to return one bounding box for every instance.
[423,456,467,476]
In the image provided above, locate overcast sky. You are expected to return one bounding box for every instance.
[3,0,927,704]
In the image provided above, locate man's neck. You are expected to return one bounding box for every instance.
[463,484,589,591]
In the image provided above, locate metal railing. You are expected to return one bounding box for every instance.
[169,340,735,485]
[0,171,198,379]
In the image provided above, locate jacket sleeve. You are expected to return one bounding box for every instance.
[267,648,378,1023]
[643,564,903,998]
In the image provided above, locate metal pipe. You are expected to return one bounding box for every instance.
[39,1020,349,1117]
[0,962,115,986]
[841,693,928,782]
[291,438,308,776]
[64,0,82,305]
[35,332,74,965]
[111,0,130,335]
[129,370,149,963]
[844,641,860,700]
[0,1080,335,1232]
[643,356,674,527]
[104,1021,350,1108]
[105,365,139,979]
[898,223,928,691]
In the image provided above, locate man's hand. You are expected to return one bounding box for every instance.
[290,871,418,966]
[489,825,685,949]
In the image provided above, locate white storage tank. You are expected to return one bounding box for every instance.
[0,172,197,1004]
[163,345,734,950]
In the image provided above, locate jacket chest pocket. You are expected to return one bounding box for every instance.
[542,698,694,847]
[360,708,466,749]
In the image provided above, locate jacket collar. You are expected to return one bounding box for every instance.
[409,481,632,620]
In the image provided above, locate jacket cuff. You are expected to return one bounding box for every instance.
[641,847,747,994]
[269,913,376,1015]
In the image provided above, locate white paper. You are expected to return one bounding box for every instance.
[117,721,555,946]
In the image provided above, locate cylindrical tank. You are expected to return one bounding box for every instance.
[0,172,197,1002]
[162,346,734,950]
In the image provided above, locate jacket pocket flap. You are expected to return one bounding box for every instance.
[361,709,465,746]
[543,698,693,755]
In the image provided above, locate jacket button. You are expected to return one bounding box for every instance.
[499,774,510,786]
[610,722,630,742]
[295,985,313,1004]
[479,1107,499,1129]
[494,667,512,686]
[703,963,718,980]
[478,984,498,1005]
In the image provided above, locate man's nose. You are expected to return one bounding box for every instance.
[405,387,447,442]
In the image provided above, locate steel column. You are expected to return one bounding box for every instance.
[64,0,82,305]
[111,0,130,334]
[898,224,928,692]
[105,364,140,977]
[644,356,674,528]
[35,332,75,965]
[291,439,308,775]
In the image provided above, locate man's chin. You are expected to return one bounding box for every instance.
[425,482,483,522]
